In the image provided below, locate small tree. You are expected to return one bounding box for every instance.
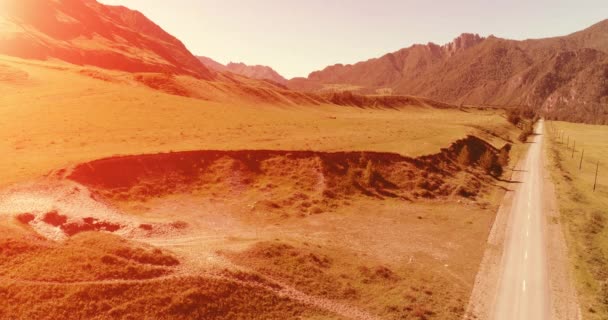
[497,147,510,168]
[457,145,471,166]
[520,107,536,119]
[363,160,374,186]
[518,122,534,142]
[532,114,540,123]
[346,164,357,186]
[479,149,505,177]
[492,161,504,177]
[507,110,521,126]
[479,150,496,174]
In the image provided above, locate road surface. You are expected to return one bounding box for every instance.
[493,120,550,319]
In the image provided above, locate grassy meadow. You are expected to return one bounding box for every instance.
[545,121,608,319]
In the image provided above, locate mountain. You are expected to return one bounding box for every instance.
[198,56,288,85]
[0,0,214,79]
[0,0,326,106]
[290,21,608,124]
[197,56,227,72]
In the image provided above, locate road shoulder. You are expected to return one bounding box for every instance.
[464,152,528,319]
[542,132,582,320]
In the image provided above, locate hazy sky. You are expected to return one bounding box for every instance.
[99,0,607,79]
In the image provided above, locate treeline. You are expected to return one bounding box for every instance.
[457,144,511,178]
[503,103,608,126]
[544,102,608,125]
[506,106,539,142]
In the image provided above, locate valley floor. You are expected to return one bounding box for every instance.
[0,55,527,319]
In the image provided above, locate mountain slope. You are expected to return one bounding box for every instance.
[198,56,288,84]
[289,20,608,123]
[0,0,214,79]
[197,56,227,72]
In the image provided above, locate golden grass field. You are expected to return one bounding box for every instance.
[0,54,527,319]
[0,56,514,187]
[545,121,608,320]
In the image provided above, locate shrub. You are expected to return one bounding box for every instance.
[518,122,534,142]
[16,213,35,224]
[507,110,521,126]
[479,150,498,175]
[497,147,510,168]
[520,107,536,119]
[478,149,505,177]
[532,114,540,123]
[491,162,504,177]
[345,164,358,188]
[478,150,494,172]
[42,210,67,226]
[363,160,374,186]
[457,145,471,166]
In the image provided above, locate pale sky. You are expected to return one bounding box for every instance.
[99,0,607,79]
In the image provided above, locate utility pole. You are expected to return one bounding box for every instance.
[579,149,584,170]
[594,161,599,192]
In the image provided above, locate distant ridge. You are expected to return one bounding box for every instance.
[289,20,608,124]
[0,0,214,79]
[197,56,288,85]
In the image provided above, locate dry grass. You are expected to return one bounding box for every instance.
[0,229,178,282]
[0,55,527,319]
[223,240,470,319]
[66,136,506,219]
[0,55,514,188]
[545,121,608,319]
[0,274,334,320]
[0,224,337,319]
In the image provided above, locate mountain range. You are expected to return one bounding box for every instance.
[0,0,605,123]
[197,56,288,85]
[0,0,214,79]
[288,21,608,123]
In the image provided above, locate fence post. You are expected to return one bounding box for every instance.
[594,161,599,192]
[572,141,575,158]
[579,149,584,170]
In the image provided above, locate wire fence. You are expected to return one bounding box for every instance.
[546,121,601,192]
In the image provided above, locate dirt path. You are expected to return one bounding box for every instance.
[466,120,580,319]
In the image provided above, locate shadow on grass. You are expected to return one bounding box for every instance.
[491,183,515,192]
[496,177,523,184]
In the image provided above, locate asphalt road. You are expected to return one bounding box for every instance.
[493,120,550,319]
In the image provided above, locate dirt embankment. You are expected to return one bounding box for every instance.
[130,73,456,109]
[66,135,507,210]
[321,91,455,109]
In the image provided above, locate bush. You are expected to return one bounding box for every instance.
[497,147,510,168]
[457,145,471,166]
[478,150,503,176]
[479,150,496,173]
[532,115,540,123]
[518,122,534,142]
[507,106,537,126]
[507,110,521,126]
[492,162,504,177]
[363,160,374,186]
[16,213,35,224]
[520,107,536,119]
